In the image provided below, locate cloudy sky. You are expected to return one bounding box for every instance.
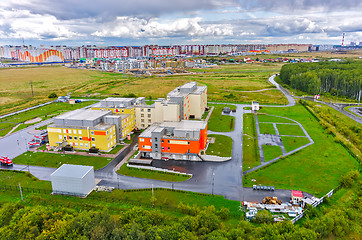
[0,0,361,46]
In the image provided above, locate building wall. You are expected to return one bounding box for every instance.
[183,95,191,120]
[139,137,152,152]
[91,106,135,138]
[47,126,116,151]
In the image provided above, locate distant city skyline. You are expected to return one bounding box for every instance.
[0,0,361,46]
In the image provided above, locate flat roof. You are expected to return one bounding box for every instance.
[103,97,135,102]
[140,120,207,138]
[51,164,93,179]
[48,122,114,131]
[292,190,303,198]
[54,109,111,121]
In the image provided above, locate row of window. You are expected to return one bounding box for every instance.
[140,114,152,118]
[140,108,151,112]
[59,134,114,142]
[61,128,113,136]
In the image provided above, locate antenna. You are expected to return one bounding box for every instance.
[341,32,345,46]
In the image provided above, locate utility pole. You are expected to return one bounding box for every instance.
[30,81,34,98]
[19,182,24,201]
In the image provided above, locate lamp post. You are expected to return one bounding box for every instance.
[212,172,215,195]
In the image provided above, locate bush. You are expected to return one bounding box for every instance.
[253,210,273,224]
[48,93,57,98]
[339,170,360,188]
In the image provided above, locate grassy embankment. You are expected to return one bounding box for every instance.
[243,113,260,170]
[0,169,241,225]
[12,152,112,170]
[243,104,359,197]
[0,101,97,136]
[206,134,233,157]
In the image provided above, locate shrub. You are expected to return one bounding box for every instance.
[48,93,57,98]
[339,170,360,188]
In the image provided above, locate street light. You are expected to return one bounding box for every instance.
[212,172,215,195]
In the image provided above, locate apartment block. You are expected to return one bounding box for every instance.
[47,109,128,151]
[135,82,207,129]
[138,120,207,160]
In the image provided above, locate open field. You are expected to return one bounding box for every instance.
[258,114,294,123]
[281,136,310,153]
[206,134,233,157]
[12,152,112,170]
[207,104,235,132]
[116,164,191,182]
[0,101,97,136]
[243,104,359,197]
[259,123,276,135]
[262,145,283,162]
[0,63,288,116]
[243,113,260,170]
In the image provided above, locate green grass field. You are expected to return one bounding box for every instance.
[281,136,311,152]
[12,152,112,170]
[0,169,51,190]
[207,104,235,132]
[243,104,359,197]
[243,113,260,170]
[259,123,276,135]
[116,164,191,182]
[277,124,305,136]
[206,134,233,157]
[257,114,294,123]
[108,144,124,154]
[0,101,97,136]
[262,145,283,162]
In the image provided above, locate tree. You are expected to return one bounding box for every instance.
[253,210,273,224]
[48,92,57,98]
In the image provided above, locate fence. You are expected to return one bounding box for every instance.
[0,184,51,194]
[291,185,342,224]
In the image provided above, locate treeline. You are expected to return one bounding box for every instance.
[0,179,361,240]
[280,61,362,100]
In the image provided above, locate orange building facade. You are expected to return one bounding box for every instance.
[138,121,207,160]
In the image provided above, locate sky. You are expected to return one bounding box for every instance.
[0,0,361,47]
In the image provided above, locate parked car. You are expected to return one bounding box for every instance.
[0,156,13,166]
[28,139,41,148]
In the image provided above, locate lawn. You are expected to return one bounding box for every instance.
[116,164,191,182]
[12,152,112,170]
[243,104,359,197]
[207,104,235,132]
[0,101,98,136]
[243,113,260,170]
[0,169,51,190]
[108,144,124,154]
[206,134,233,157]
[262,145,283,162]
[277,124,305,136]
[259,123,276,135]
[281,136,311,153]
[257,114,294,123]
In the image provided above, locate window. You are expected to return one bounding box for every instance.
[74,136,77,140]
[91,137,95,141]
[69,136,72,140]
[92,144,96,147]
[75,143,78,146]
[78,130,82,134]
[148,114,151,118]
[141,114,144,117]
[91,131,94,135]
[141,119,144,122]
[85,143,89,148]
[107,137,109,141]
[63,129,66,133]
[122,110,124,113]
[155,144,158,148]
[161,147,164,150]
[188,142,190,145]
[108,143,110,148]
[113,133,116,137]
[73,130,77,134]
[161,140,164,143]
[168,147,170,150]
[140,138,144,142]
[141,108,144,112]
[141,124,144,127]
[147,109,151,112]
[79,137,82,141]
[167,140,170,143]
[106,131,109,135]
[80,143,83,147]
[155,137,158,141]
[148,119,151,123]
[64,136,67,140]
[59,135,62,140]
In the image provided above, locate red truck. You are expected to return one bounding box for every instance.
[0,156,13,166]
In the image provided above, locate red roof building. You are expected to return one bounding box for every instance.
[291,190,303,204]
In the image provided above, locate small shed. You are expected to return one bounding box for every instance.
[291,190,303,204]
[51,164,95,197]
[252,101,260,111]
